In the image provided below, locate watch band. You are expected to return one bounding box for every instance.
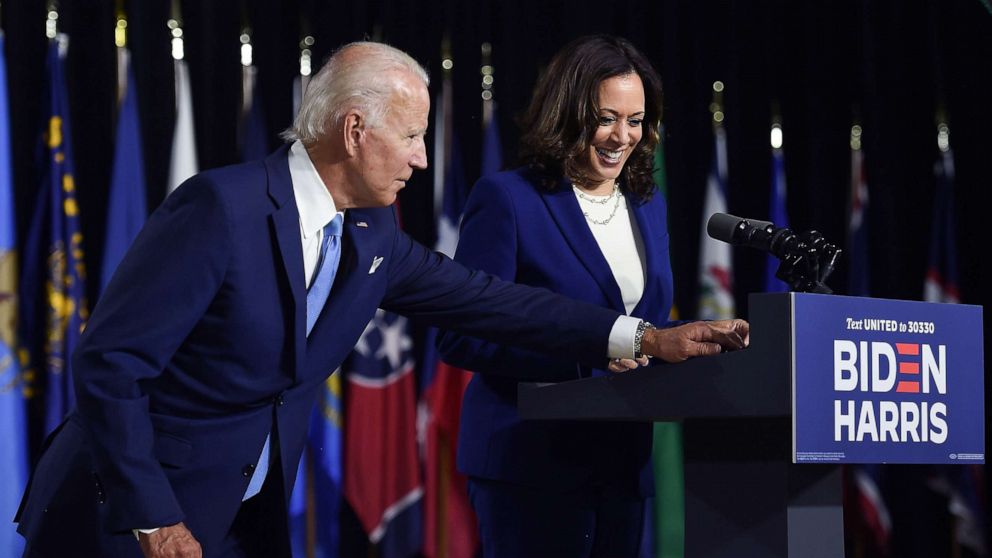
[633,320,655,359]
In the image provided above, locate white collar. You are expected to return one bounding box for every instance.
[288,140,341,239]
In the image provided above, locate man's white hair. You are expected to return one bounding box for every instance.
[281,41,429,146]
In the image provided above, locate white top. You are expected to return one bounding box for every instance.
[288,140,344,288]
[573,187,647,315]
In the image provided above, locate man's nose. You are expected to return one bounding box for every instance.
[411,142,428,170]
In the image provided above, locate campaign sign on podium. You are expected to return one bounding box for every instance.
[792,293,984,464]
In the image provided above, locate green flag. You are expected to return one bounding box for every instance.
[652,133,684,558]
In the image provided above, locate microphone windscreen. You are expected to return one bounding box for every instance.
[706,212,743,243]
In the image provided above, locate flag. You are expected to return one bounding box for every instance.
[240,64,268,162]
[419,68,480,558]
[344,310,423,557]
[652,128,668,198]
[0,31,28,557]
[928,464,987,556]
[420,330,476,558]
[286,60,322,557]
[924,148,960,304]
[293,73,310,118]
[924,139,985,555]
[19,35,89,437]
[480,107,502,178]
[696,125,734,320]
[299,369,345,558]
[647,134,684,558]
[849,464,892,554]
[844,128,892,555]
[653,127,678,323]
[432,69,458,258]
[847,133,870,298]
[764,141,788,292]
[167,58,197,195]
[100,50,147,294]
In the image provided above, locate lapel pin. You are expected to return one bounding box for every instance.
[369,256,384,274]
[356,221,368,228]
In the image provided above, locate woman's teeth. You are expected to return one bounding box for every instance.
[596,148,622,163]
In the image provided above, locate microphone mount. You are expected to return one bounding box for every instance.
[768,228,841,294]
[707,213,842,294]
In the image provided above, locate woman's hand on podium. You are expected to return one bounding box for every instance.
[607,356,651,373]
[641,319,749,363]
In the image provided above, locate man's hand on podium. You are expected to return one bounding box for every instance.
[138,522,202,558]
[641,319,749,363]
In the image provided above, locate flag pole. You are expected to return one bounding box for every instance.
[709,80,724,128]
[114,5,127,107]
[45,1,58,39]
[480,42,494,129]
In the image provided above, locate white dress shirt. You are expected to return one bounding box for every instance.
[288,140,343,287]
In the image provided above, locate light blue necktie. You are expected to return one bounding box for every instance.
[243,214,344,500]
[307,215,344,335]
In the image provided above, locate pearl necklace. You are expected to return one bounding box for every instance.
[573,183,622,225]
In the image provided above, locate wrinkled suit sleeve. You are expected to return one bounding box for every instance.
[379,202,618,372]
[72,177,232,532]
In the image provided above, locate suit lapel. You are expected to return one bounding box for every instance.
[629,197,663,317]
[540,180,625,313]
[265,146,307,380]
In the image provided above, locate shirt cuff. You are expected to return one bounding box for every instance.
[133,527,161,540]
[608,315,641,359]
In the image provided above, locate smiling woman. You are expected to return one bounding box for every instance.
[437,35,676,558]
[517,35,663,204]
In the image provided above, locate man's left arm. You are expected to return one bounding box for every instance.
[380,227,622,369]
[380,212,748,367]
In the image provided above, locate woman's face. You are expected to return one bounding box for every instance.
[576,72,646,192]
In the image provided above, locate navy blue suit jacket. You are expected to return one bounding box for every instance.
[438,168,676,497]
[15,148,624,556]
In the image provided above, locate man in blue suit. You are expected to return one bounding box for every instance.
[15,42,746,558]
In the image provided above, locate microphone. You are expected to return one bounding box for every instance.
[706,213,842,294]
[706,213,790,257]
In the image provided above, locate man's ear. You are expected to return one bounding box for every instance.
[342,110,366,157]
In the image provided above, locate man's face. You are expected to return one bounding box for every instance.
[350,72,430,207]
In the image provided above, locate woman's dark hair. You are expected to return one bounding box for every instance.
[518,35,663,203]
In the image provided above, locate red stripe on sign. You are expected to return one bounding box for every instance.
[899,362,920,374]
[896,343,919,355]
[896,381,920,393]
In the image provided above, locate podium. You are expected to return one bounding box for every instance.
[518,293,985,557]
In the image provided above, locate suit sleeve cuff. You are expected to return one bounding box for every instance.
[608,315,641,359]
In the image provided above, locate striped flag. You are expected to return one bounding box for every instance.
[240,63,268,162]
[480,106,502,177]
[344,310,423,557]
[847,128,870,298]
[100,49,147,294]
[845,125,891,556]
[420,65,480,558]
[765,136,789,292]
[19,35,89,436]
[302,370,344,558]
[697,124,734,320]
[924,131,986,555]
[0,30,28,557]
[167,58,197,195]
[923,146,959,304]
